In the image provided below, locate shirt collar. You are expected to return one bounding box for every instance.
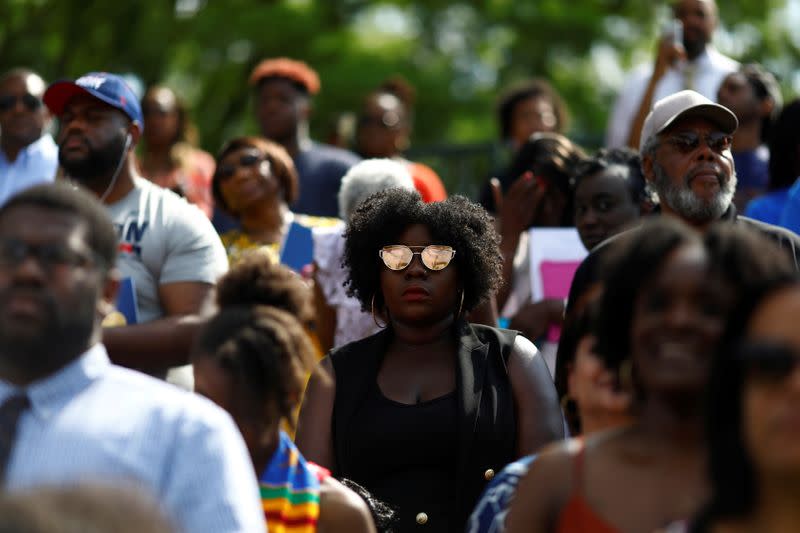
[690,46,713,68]
[24,133,57,157]
[720,202,737,221]
[0,343,111,420]
[0,134,56,163]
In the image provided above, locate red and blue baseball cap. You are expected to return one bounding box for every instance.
[43,72,143,130]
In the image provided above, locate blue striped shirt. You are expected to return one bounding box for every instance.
[0,344,266,533]
[0,134,57,206]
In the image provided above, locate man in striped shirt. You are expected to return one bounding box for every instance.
[0,183,265,533]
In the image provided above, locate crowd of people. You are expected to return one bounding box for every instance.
[2,0,800,532]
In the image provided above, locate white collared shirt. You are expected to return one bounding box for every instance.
[0,134,58,206]
[0,344,265,533]
[605,46,739,148]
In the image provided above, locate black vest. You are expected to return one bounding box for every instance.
[330,320,518,530]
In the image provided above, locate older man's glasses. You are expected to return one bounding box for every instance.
[215,153,268,181]
[379,245,456,271]
[0,94,42,112]
[0,238,97,273]
[664,131,732,154]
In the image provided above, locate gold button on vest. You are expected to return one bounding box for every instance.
[484,468,495,481]
[416,512,428,525]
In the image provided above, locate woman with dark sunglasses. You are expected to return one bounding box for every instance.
[689,274,800,533]
[296,187,564,532]
[211,136,339,266]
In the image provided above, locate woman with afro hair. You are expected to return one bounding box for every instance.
[296,188,564,532]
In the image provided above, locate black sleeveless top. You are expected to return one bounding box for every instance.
[330,321,519,532]
[348,383,459,531]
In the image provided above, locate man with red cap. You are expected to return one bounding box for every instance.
[250,57,360,217]
[43,72,228,384]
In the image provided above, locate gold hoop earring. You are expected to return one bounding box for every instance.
[371,294,386,329]
[619,359,634,391]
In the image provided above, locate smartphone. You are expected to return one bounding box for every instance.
[663,18,683,47]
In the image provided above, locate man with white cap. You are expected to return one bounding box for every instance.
[576,90,800,282]
[638,89,799,256]
[640,89,740,227]
[557,89,800,481]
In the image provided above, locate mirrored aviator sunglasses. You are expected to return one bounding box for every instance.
[738,340,800,384]
[379,245,456,271]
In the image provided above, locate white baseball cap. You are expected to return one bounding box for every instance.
[639,90,738,153]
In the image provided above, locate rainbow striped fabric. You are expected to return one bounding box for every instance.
[260,431,323,532]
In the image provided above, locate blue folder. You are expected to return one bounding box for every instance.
[115,277,139,325]
[279,222,314,272]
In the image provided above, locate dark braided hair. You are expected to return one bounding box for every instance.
[216,253,314,324]
[506,132,586,226]
[196,305,315,428]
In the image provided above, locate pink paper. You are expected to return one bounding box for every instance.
[540,260,582,342]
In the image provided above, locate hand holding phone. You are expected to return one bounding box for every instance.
[654,18,687,76]
[665,19,683,48]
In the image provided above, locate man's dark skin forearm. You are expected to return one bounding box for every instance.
[103,281,216,373]
[103,315,209,372]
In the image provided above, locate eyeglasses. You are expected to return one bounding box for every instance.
[0,93,42,112]
[738,341,800,384]
[0,238,98,274]
[215,153,268,181]
[664,131,733,155]
[379,245,456,271]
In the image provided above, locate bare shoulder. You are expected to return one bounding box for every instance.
[318,476,376,533]
[508,332,565,452]
[525,438,581,489]
[301,356,336,403]
[508,334,550,380]
[505,439,580,533]
[317,355,336,377]
[295,357,337,469]
[511,335,539,359]
[509,333,541,364]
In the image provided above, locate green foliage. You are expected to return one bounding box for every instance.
[0,0,794,193]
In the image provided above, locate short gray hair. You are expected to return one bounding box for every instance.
[338,158,415,220]
[640,134,662,206]
[640,134,660,161]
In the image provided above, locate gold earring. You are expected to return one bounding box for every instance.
[371,294,386,329]
[619,359,634,390]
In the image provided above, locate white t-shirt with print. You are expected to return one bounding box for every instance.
[107,177,228,324]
